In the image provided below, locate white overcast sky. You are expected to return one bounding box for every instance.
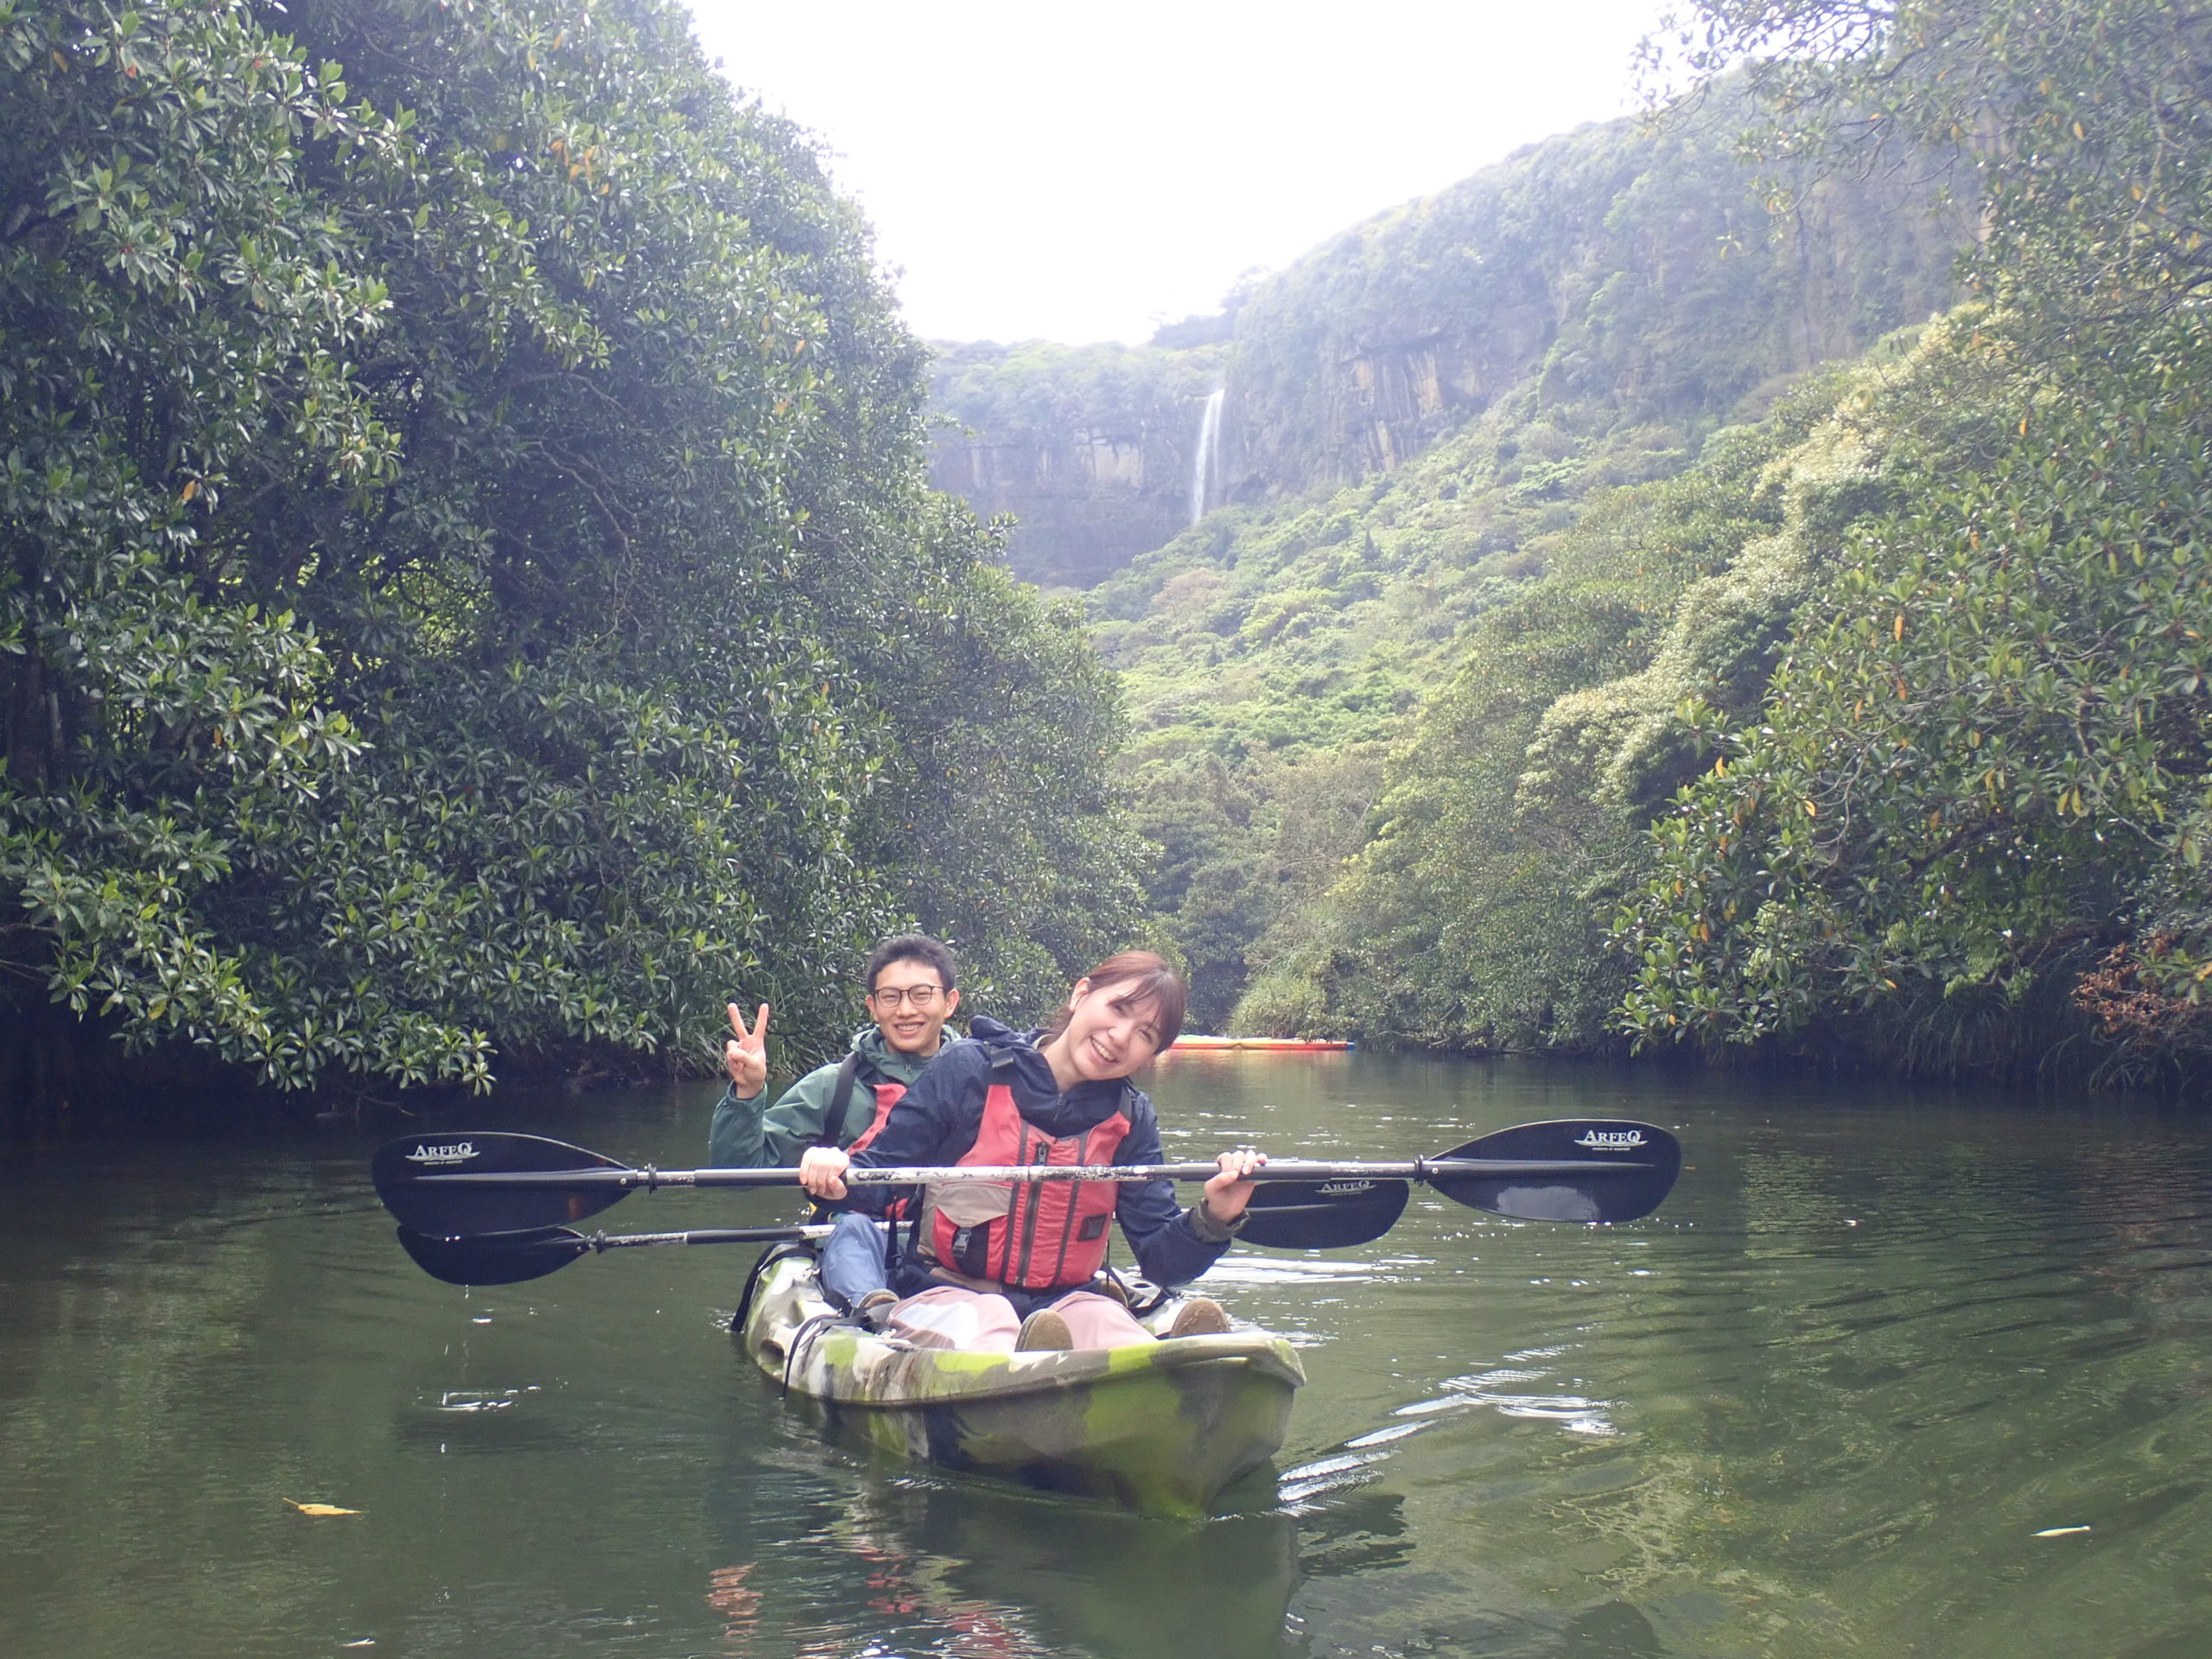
[683,2,1673,346]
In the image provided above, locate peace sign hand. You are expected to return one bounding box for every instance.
[725,1002,770,1098]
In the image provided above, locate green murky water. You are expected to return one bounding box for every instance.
[4,1056,2210,1657]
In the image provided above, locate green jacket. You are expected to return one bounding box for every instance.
[707,1024,947,1167]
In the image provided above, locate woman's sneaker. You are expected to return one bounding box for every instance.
[1014,1309,1074,1351]
[1166,1297,1231,1338]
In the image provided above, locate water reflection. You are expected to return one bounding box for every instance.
[704,1473,1302,1659]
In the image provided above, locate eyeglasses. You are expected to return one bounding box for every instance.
[868,983,944,1009]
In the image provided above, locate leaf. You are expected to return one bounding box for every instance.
[284,1498,362,1516]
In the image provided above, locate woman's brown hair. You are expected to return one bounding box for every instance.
[1040,950,1187,1054]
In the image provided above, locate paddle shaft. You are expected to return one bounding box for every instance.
[569,1224,833,1251]
[410,1155,1654,1193]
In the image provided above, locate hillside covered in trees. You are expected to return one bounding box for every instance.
[938,0,2212,1089]
[0,0,1141,1110]
[1245,0,2212,1088]
[934,86,1966,1034]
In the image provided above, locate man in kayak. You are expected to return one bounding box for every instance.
[797,951,1265,1352]
[710,933,962,1166]
[714,934,962,1314]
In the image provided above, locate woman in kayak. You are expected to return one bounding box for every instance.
[797,951,1264,1352]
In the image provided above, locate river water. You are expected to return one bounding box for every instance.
[3,1054,2209,1658]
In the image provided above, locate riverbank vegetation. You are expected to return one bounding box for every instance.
[0,0,1139,1107]
[1169,0,2212,1086]
[1616,0,2212,1084]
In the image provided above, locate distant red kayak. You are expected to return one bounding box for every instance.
[1168,1036,1354,1052]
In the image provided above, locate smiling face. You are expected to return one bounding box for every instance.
[1041,976,1166,1089]
[866,955,959,1057]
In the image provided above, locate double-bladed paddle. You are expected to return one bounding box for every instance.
[372,1118,1681,1265]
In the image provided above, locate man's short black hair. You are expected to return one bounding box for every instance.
[865,934,957,994]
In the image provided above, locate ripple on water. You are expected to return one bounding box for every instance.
[422,1386,537,1414]
[1203,1254,1387,1286]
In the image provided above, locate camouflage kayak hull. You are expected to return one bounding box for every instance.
[740,1250,1305,1517]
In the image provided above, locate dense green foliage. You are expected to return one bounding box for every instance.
[1617,0,2212,1081]
[1084,105,1958,1033]
[0,0,1137,1098]
[1620,321,2211,1073]
[1231,0,2212,1084]
[1075,0,2212,1087]
[1232,371,1880,1044]
[1098,397,1719,1033]
[18,0,2194,1096]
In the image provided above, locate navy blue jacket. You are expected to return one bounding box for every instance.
[847,1015,1234,1288]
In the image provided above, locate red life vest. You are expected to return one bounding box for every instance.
[928,1079,1130,1290]
[817,1051,910,1151]
[821,1055,908,1217]
[844,1080,906,1151]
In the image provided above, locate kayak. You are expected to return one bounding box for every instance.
[1169,1036,1354,1052]
[739,1248,1305,1516]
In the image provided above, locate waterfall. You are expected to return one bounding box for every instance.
[1188,386,1225,526]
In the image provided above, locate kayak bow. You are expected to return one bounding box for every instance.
[741,1249,1303,1516]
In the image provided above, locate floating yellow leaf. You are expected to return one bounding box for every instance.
[285,1498,362,1517]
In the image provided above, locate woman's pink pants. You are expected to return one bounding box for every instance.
[882,1287,1151,1352]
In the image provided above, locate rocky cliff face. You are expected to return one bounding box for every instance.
[1218,110,1962,501]
[927,103,1963,587]
[926,341,1220,588]
[927,420,1190,591]
[1217,293,1554,493]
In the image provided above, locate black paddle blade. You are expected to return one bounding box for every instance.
[1426,1120,1681,1224]
[1237,1177,1410,1249]
[396,1225,591,1287]
[372,1132,629,1237]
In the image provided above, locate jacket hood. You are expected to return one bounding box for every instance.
[846,1021,952,1084]
[956,1014,1054,1086]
